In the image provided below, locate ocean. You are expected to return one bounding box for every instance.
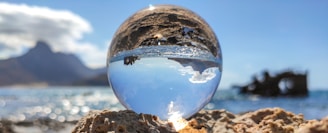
[0,87,327,122]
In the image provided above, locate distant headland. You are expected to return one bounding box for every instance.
[0,41,107,87]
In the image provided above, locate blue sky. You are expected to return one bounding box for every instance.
[0,1,327,89]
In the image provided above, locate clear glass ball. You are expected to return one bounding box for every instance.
[107,5,222,120]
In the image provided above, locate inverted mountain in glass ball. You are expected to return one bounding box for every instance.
[107,5,222,120]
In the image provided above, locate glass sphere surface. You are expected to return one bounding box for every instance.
[107,5,222,120]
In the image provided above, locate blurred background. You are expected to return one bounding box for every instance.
[0,0,327,88]
[0,0,327,132]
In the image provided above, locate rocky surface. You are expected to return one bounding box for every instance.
[0,118,76,133]
[2,108,327,133]
[72,108,328,133]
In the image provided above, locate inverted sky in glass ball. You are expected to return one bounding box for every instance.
[107,5,222,120]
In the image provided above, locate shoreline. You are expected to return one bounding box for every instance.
[1,108,328,133]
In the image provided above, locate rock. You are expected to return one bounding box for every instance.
[295,117,328,133]
[73,108,328,133]
[234,70,308,97]
[0,118,76,133]
[72,110,176,133]
[0,120,15,133]
[233,108,304,133]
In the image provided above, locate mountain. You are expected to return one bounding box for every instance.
[0,41,105,86]
[73,73,108,86]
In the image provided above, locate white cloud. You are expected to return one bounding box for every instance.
[179,66,216,84]
[0,2,106,68]
[189,68,216,83]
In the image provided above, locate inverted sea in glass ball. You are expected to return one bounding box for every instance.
[107,5,222,120]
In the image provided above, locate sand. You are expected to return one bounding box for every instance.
[72,108,328,133]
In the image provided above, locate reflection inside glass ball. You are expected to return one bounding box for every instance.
[107,5,222,120]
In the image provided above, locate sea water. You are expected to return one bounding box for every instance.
[1,88,328,121]
[108,46,222,120]
[0,87,124,122]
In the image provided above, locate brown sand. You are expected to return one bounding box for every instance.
[72,108,328,133]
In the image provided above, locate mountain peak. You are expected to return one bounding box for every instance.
[0,40,102,86]
[34,40,52,53]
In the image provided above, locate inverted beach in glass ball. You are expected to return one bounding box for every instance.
[107,5,222,120]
